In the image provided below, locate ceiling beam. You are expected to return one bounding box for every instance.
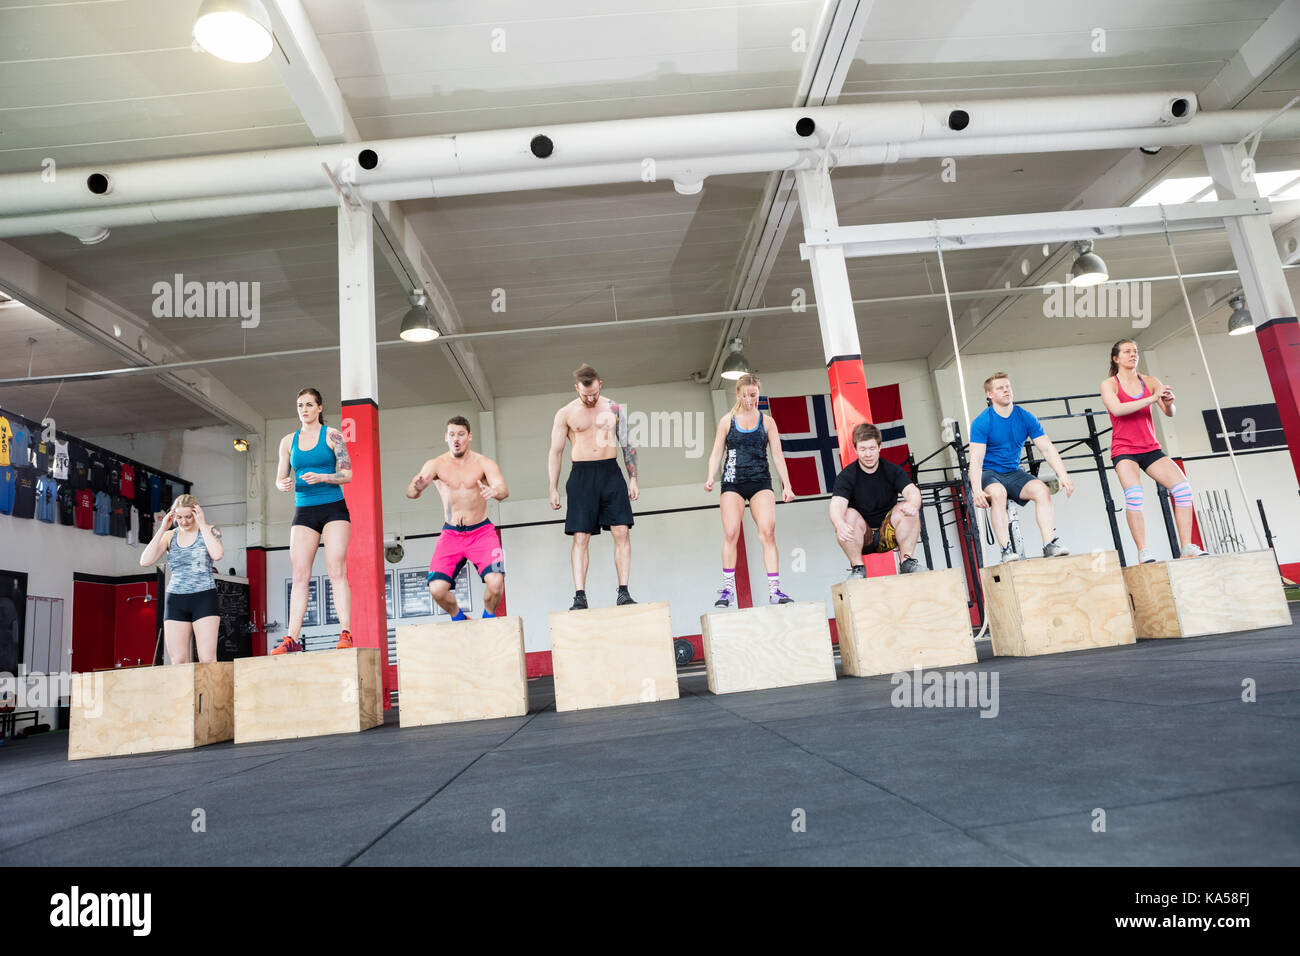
[705,0,874,384]
[0,240,262,435]
[264,0,494,411]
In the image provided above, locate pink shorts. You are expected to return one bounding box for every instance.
[428,519,504,585]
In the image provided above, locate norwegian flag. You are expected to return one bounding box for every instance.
[761,384,910,497]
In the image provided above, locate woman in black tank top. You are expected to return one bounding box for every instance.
[704,374,797,609]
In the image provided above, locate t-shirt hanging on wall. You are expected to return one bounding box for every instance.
[0,466,14,515]
[121,463,135,499]
[109,495,128,538]
[0,416,12,466]
[149,473,162,512]
[52,440,69,480]
[35,475,57,523]
[93,491,111,535]
[57,482,74,525]
[33,439,51,473]
[89,454,107,493]
[9,423,31,468]
[74,488,93,529]
[108,460,120,496]
[11,468,37,519]
[70,444,89,489]
[138,508,154,542]
[160,480,175,510]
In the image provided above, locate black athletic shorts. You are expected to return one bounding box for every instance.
[1112,449,1166,471]
[292,499,351,533]
[982,468,1036,504]
[721,480,772,502]
[565,458,634,535]
[165,588,219,623]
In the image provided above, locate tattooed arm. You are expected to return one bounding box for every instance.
[612,400,639,501]
[300,428,353,485]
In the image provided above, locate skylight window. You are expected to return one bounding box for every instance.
[1131,168,1300,206]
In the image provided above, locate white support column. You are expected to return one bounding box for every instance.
[795,165,872,467]
[338,200,378,403]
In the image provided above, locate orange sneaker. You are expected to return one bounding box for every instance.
[270,636,302,655]
[336,629,354,649]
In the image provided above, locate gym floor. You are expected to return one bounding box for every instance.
[2,608,1297,866]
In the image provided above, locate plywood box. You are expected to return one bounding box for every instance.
[68,662,233,760]
[549,601,679,712]
[1124,549,1291,638]
[980,551,1135,657]
[701,602,836,695]
[396,617,528,726]
[234,647,382,744]
[832,567,976,676]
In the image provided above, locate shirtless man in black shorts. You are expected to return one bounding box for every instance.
[548,364,639,610]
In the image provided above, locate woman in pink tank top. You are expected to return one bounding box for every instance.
[1100,339,1205,563]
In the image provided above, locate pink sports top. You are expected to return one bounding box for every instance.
[1108,375,1162,458]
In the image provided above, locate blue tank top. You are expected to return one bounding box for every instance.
[723,411,770,484]
[167,529,216,595]
[290,427,344,506]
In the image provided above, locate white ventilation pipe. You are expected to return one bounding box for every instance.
[0,93,1193,217]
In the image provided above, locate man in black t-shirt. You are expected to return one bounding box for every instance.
[830,422,924,576]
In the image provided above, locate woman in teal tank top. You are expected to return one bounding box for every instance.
[271,387,353,654]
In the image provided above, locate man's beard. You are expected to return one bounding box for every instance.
[581,394,598,407]
[451,448,467,458]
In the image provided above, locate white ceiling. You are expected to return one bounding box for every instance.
[1,0,1297,436]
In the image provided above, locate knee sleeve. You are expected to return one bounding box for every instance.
[1170,480,1192,509]
[1122,485,1144,512]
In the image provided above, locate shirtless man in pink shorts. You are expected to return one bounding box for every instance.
[406,416,509,619]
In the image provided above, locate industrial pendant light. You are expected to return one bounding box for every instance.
[720,337,750,380]
[1227,293,1255,336]
[193,0,274,64]
[1068,240,1108,287]
[400,291,440,343]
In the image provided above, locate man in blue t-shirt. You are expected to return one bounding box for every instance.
[968,372,1075,562]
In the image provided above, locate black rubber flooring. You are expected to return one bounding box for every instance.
[3,607,1298,866]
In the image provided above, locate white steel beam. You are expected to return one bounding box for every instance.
[804,199,1271,260]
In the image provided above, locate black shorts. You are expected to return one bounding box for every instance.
[565,459,634,535]
[1112,449,1166,471]
[293,499,351,533]
[982,468,1036,504]
[165,588,219,623]
[721,480,772,502]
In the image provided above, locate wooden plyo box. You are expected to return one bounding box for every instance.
[68,662,233,760]
[981,551,1135,657]
[396,617,528,727]
[700,602,836,695]
[1123,549,1291,639]
[234,647,382,744]
[832,567,976,677]
[549,601,679,712]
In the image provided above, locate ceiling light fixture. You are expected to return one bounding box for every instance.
[1227,293,1255,336]
[400,291,439,343]
[720,337,750,380]
[1068,240,1108,286]
[193,0,274,64]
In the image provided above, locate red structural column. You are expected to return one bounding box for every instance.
[246,546,267,656]
[1257,317,1300,487]
[342,399,391,707]
[827,356,875,468]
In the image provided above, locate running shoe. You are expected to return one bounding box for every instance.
[570,592,588,611]
[616,589,637,606]
[1000,546,1020,563]
[714,587,736,608]
[769,589,794,604]
[1181,543,1209,558]
[335,629,353,649]
[1138,548,1157,564]
[899,557,921,574]
[845,565,867,581]
[1042,539,1070,558]
[270,636,302,655]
